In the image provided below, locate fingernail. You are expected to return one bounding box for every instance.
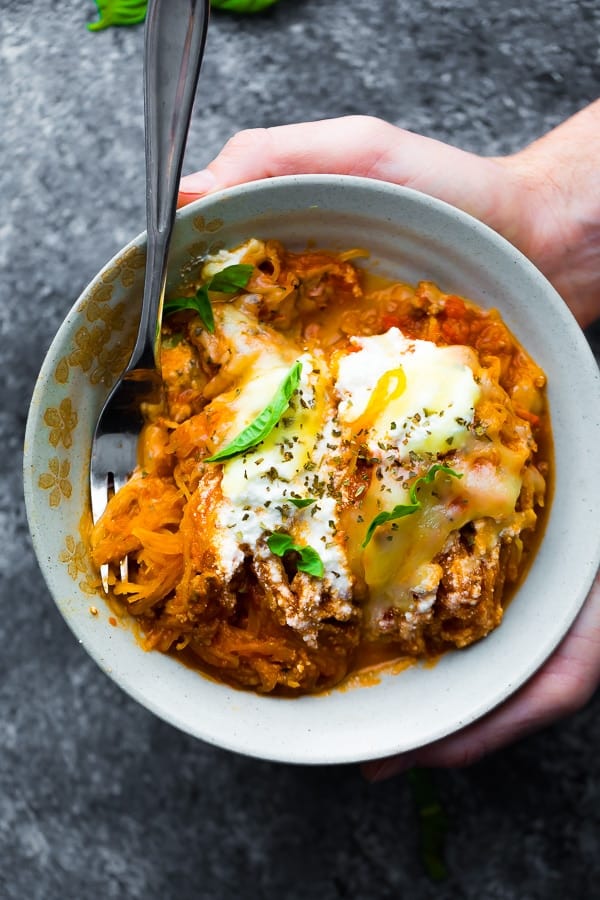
[179,169,217,196]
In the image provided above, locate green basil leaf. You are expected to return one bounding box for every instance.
[362,504,418,548]
[266,532,325,579]
[407,768,449,882]
[211,0,280,12]
[163,264,253,332]
[208,263,254,294]
[192,287,214,333]
[162,298,192,315]
[362,464,462,548]
[295,545,325,578]
[88,0,148,30]
[266,533,294,556]
[206,361,302,462]
[163,286,214,333]
[89,1,280,33]
[408,464,462,505]
[289,498,317,509]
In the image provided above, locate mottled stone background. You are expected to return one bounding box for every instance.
[2,1,600,897]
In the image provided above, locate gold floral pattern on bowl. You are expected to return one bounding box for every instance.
[59,534,88,580]
[38,457,72,508]
[43,398,78,448]
[101,246,146,288]
[31,221,211,603]
[192,214,223,233]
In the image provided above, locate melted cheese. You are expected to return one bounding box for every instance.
[200,239,263,280]
[213,331,353,608]
[333,329,529,618]
[336,328,481,459]
[201,308,528,636]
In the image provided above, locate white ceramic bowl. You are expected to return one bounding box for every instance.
[24,175,600,764]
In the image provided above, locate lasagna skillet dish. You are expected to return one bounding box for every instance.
[90,239,550,694]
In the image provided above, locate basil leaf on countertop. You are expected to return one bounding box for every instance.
[89,1,281,32]
[88,0,147,31]
[407,768,449,882]
[211,0,281,12]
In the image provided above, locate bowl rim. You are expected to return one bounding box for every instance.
[24,174,600,764]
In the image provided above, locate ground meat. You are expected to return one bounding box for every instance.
[374,519,509,656]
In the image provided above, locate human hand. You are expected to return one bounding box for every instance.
[362,572,600,778]
[179,106,600,328]
[178,110,600,773]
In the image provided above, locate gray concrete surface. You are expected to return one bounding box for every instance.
[2,1,600,897]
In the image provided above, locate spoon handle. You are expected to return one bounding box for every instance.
[131,0,210,372]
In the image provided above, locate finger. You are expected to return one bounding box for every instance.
[177,116,517,236]
[179,117,400,198]
[363,570,600,780]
